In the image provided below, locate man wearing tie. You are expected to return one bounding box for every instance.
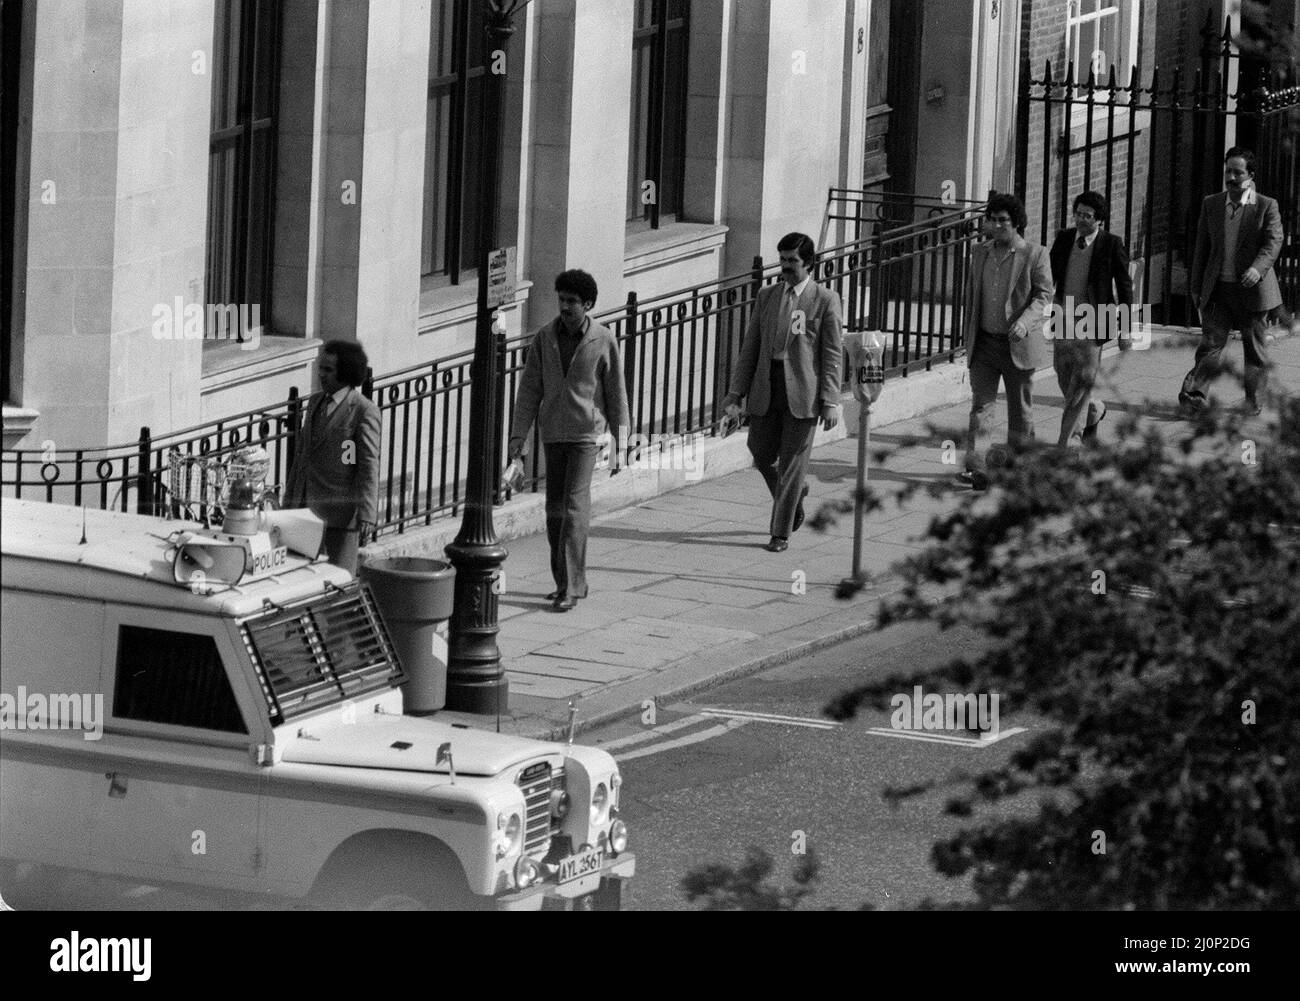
[1179,147,1285,418]
[1048,190,1134,447]
[723,233,842,553]
[283,339,382,573]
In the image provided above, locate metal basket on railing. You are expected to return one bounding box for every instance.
[166,448,229,525]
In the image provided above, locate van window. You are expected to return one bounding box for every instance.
[113,626,248,733]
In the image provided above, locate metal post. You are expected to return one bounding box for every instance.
[444,1,519,714]
[841,404,871,590]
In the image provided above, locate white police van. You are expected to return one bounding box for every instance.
[0,497,633,910]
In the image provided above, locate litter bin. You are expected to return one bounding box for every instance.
[360,557,457,715]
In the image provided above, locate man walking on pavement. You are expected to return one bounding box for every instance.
[283,339,381,574]
[723,233,842,553]
[958,193,1054,490]
[1048,190,1134,447]
[507,270,630,612]
[1179,147,1285,418]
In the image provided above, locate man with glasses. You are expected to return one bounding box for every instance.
[958,193,1054,490]
[1048,191,1134,447]
[1179,147,1284,418]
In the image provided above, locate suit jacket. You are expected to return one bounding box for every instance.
[1190,190,1284,312]
[283,386,382,529]
[1049,228,1134,342]
[963,237,1054,371]
[509,317,631,449]
[729,280,843,419]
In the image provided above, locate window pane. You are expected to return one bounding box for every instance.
[627,41,651,221]
[114,625,247,733]
[661,22,689,216]
[461,70,484,269]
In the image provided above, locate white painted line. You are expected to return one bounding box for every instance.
[865,726,1028,748]
[614,719,749,762]
[698,707,841,730]
[596,714,711,752]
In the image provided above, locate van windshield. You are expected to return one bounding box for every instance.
[240,583,404,724]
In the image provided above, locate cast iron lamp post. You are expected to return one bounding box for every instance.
[444,0,526,713]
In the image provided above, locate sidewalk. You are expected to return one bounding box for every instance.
[428,327,1300,740]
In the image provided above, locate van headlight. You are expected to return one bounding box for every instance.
[514,855,541,889]
[496,811,522,859]
[609,819,629,855]
[591,782,608,825]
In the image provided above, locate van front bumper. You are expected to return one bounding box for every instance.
[494,852,636,911]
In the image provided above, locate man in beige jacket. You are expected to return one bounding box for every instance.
[508,270,631,611]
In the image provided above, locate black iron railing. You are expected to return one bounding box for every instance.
[3,207,983,535]
[1018,13,1300,325]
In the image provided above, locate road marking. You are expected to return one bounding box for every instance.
[597,713,712,752]
[697,707,842,730]
[865,726,1027,748]
[613,719,749,762]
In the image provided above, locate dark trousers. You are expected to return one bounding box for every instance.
[747,362,818,539]
[1180,282,1271,405]
[965,330,1035,472]
[543,442,601,598]
[1053,339,1104,448]
[322,526,360,575]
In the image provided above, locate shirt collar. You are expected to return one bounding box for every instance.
[329,386,351,407]
[1228,186,1257,208]
[556,315,589,339]
[786,276,811,297]
[1076,229,1099,248]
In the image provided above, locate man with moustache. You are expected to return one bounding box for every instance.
[1048,190,1134,447]
[723,233,842,553]
[1179,147,1285,418]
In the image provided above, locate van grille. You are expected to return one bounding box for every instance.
[517,762,554,856]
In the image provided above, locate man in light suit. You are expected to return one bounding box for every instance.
[283,339,381,574]
[959,193,1054,490]
[1048,190,1134,447]
[723,232,842,553]
[1179,147,1285,418]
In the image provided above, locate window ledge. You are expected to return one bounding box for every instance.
[3,404,40,450]
[1066,106,1150,153]
[624,221,730,277]
[200,335,323,389]
[418,278,535,334]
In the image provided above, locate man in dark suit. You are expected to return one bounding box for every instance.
[1048,190,1134,447]
[283,339,381,574]
[723,232,842,552]
[959,193,1054,490]
[1179,147,1285,417]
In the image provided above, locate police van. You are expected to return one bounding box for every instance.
[0,497,633,910]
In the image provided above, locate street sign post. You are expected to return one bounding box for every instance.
[842,330,885,591]
[487,246,516,309]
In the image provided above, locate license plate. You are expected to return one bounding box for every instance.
[557,848,603,884]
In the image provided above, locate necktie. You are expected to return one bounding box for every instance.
[777,287,795,356]
[1076,237,1087,250]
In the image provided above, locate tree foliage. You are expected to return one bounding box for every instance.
[826,386,1300,909]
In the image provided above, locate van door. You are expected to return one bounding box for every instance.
[87,610,266,892]
[0,590,105,872]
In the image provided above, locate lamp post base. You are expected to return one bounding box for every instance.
[444,537,509,715]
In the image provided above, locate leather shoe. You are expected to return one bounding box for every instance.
[551,594,578,612]
[1242,398,1262,417]
[956,470,989,491]
[792,485,810,532]
[1178,395,1206,420]
[1081,403,1107,444]
[546,590,562,601]
[764,536,789,553]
